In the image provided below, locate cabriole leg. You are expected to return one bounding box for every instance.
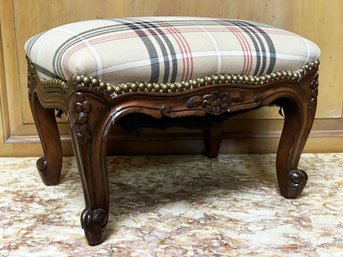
[68,92,110,245]
[276,74,318,198]
[29,87,62,186]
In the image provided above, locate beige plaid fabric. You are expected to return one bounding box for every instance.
[25,16,320,85]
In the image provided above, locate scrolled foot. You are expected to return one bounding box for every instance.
[36,157,60,186]
[81,208,108,245]
[288,169,308,188]
[37,157,48,172]
[281,169,308,199]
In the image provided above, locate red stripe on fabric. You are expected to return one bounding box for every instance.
[63,26,296,67]
[158,23,188,82]
[62,31,164,74]
[232,25,254,75]
[149,18,193,81]
[233,26,254,75]
[61,24,299,77]
[181,26,295,37]
[168,25,194,81]
[219,23,249,75]
[173,27,294,36]
[230,26,253,75]
[62,33,140,73]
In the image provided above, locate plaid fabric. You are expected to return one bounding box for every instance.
[25,17,320,84]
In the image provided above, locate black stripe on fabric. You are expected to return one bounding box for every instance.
[228,20,265,76]
[52,23,148,78]
[52,24,120,78]
[51,19,235,78]
[33,63,60,79]
[134,19,170,83]
[137,20,178,83]
[49,19,270,79]
[118,19,160,83]
[238,20,276,74]
[27,32,45,56]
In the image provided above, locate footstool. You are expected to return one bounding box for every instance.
[25,17,320,245]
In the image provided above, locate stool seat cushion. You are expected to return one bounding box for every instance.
[25,17,320,85]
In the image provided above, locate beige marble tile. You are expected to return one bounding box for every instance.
[0,154,342,256]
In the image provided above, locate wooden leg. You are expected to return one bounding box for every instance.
[68,92,110,245]
[276,75,318,198]
[29,91,62,185]
[203,121,222,158]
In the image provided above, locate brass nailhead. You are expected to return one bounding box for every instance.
[99,82,107,90]
[27,58,319,95]
[114,86,122,94]
[106,85,114,93]
[83,77,91,85]
[122,84,130,92]
[138,83,145,91]
[91,78,99,87]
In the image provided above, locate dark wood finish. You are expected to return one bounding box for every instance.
[69,91,111,245]
[28,64,318,245]
[28,75,62,186]
[276,74,318,198]
[203,122,222,158]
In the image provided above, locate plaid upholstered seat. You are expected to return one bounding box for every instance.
[26,16,321,246]
[25,17,320,85]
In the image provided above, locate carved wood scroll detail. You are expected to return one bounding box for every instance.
[81,208,108,231]
[310,73,319,110]
[72,92,92,144]
[160,104,172,116]
[186,90,244,115]
[288,169,308,189]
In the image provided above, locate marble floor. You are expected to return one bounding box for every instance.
[0,154,342,257]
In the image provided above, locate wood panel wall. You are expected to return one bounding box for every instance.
[1,0,343,156]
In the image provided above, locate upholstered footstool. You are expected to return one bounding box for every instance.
[25,17,320,245]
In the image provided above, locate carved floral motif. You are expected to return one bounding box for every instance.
[186,90,244,115]
[310,73,319,106]
[72,92,92,144]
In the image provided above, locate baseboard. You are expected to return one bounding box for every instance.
[2,128,343,157]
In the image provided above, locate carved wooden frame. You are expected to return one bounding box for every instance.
[28,59,318,245]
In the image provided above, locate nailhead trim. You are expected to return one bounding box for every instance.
[27,56,319,97]
[27,57,69,91]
